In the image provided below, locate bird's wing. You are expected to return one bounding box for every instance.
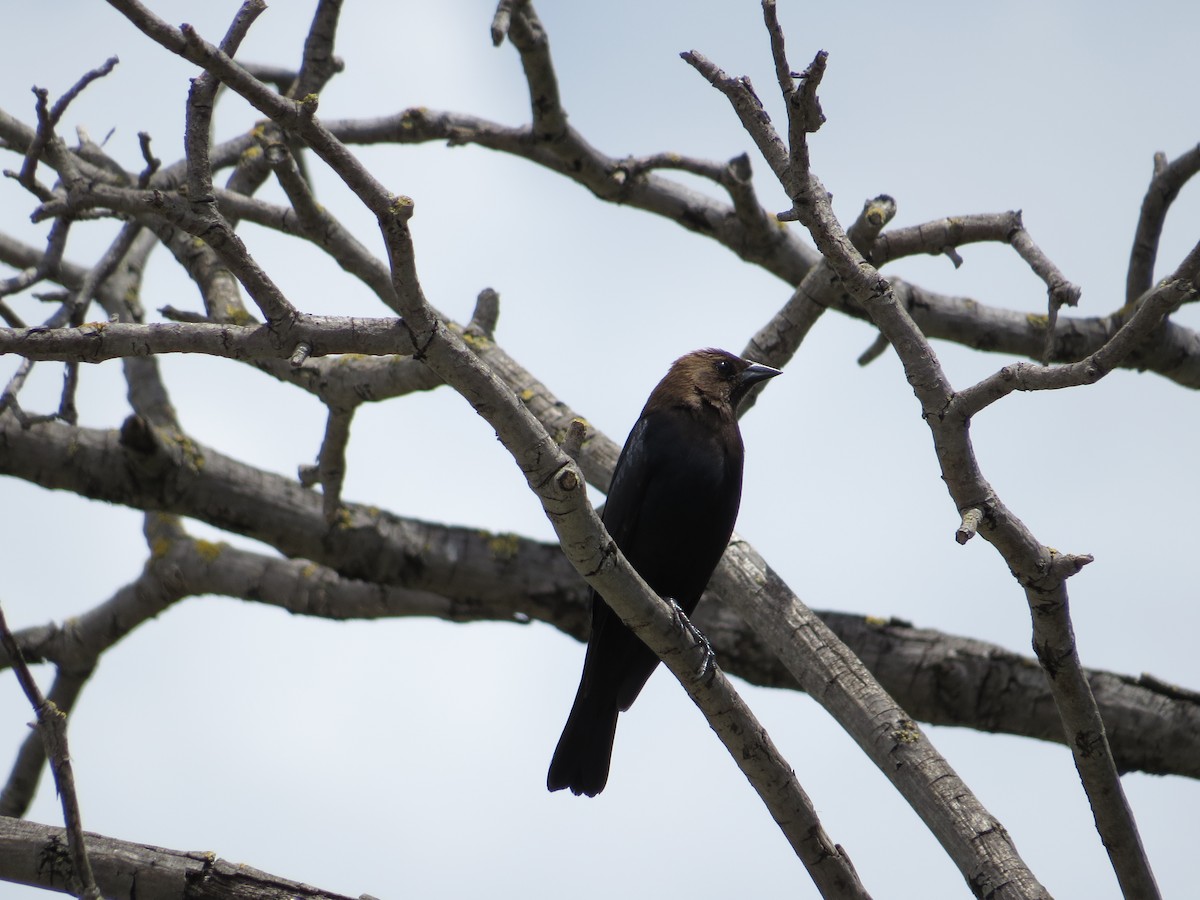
[599,413,656,547]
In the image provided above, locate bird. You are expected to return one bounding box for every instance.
[547,348,781,797]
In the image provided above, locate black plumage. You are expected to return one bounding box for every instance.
[547,348,781,796]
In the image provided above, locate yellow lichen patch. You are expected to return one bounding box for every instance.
[891,720,921,744]
[461,330,491,349]
[301,562,319,579]
[1026,313,1049,328]
[864,615,890,627]
[193,539,223,563]
[334,508,354,529]
[485,531,521,560]
[150,536,173,559]
[80,321,107,333]
[226,306,256,326]
[519,388,536,402]
[166,431,206,472]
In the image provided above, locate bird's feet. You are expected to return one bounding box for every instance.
[665,597,716,682]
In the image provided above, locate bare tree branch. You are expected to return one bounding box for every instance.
[288,0,346,100]
[1,489,1194,782]
[741,193,897,414]
[321,113,1200,388]
[690,4,1169,896]
[316,404,354,523]
[94,9,881,893]
[1126,143,1200,304]
[0,668,90,820]
[0,605,100,900]
[0,816,363,900]
[0,315,416,363]
[0,2,1196,896]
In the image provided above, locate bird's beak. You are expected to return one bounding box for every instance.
[738,361,782,387]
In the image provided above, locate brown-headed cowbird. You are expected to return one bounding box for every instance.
[547,348,781,796]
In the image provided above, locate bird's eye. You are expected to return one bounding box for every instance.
[716,358,736,377]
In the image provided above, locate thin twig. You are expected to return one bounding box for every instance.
[0,603,101,900]
[184,0,266,204]
[0,668,92,818]
[505,1,566,139]
[17,57,119,194]
[317,405,354,524]
[870,210,1084,365]
[0,216,71,300]
[741,194,896,408]
[289,0,346,99]
[951,264,1197,419]
[1126,144,1200,305]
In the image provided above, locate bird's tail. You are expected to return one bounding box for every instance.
[546,687,619,797]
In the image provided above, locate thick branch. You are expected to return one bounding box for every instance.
[0,481,1194,783]
[0,316,415,363]
[0,816,362,900]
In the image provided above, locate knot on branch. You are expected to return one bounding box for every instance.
[119,414,158,455]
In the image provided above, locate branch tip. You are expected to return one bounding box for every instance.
[290,341,312,368]
[956,508,984,544]
[856,333,889,367]
[491,0,518,47]
[469,288,501,339]
[559,417,587,460]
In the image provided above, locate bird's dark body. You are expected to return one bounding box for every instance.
[592,409,742,710]
[547,349,779,797]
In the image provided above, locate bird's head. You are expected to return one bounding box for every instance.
[653,348,781,416]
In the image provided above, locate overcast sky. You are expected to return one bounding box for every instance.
[2,1,1198,898]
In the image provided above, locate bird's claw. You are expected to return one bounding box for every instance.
[666,597,716,682]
